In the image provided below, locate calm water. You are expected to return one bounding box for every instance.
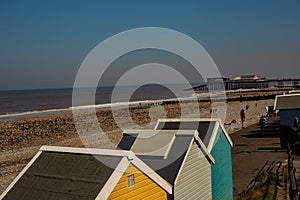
[0,84,192,117]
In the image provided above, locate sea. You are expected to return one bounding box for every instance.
[0,84,198,122]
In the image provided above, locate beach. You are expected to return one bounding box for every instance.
[0,97,275,193]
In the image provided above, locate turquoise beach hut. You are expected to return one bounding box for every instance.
[154,118,234,200]
[274,94,300,126]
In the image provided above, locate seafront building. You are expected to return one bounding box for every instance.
[193,75,300,92]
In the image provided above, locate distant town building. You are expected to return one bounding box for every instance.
[207,77,230,90]
[228,75,268,89]
[192,75,300,92]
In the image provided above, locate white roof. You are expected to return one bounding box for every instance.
[130,130,176,159]
[288,90,300,94]
[123,129,215,164]
[233,75,260,81]
[274,94,300,110]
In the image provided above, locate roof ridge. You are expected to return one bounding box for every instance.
[40,145,173,195]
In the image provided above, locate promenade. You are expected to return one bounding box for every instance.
[231,116,287,198]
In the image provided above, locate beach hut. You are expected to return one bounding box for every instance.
[117,129,215,200]
[154,118,234,200]
[0,146,172,200]
[274,94,300,127]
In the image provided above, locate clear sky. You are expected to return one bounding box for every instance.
[1,0,300,90]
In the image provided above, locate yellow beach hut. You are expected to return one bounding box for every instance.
[0,146,172,200]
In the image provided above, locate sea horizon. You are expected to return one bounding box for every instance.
[0,83,199,121]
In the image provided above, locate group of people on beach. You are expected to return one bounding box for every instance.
[241,109,299,131]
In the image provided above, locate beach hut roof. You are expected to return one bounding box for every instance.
[274,93,300,110]
[117,129,214,185]
[154,118,233,151]
[288,90,300,94]
[0,146,172,200]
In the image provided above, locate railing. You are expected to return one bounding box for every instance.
[287,142,299,200]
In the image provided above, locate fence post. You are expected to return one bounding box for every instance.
[287,142,299,200]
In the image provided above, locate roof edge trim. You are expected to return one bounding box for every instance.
[194,131,215,164]
[217,120,233,147]
[40,145,136,157]
[96,157,129,200]
[131,155,173,194]
[174,136,194,186]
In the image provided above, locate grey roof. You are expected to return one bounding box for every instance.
[154,119,233,148]
[117,130,208,185]
[117,133,137,150]
[155,121,216,148]
[274,94,300,110]
[140,135,193,184]
[3,151,121,200]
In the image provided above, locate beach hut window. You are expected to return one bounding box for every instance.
[127,174,135,188]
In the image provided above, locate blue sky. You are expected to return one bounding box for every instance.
[1,0,300,90]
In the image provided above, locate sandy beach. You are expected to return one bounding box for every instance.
[0,97,275,193]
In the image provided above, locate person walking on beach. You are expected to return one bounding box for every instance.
[293,117,299,131]
[240,109,245,128]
